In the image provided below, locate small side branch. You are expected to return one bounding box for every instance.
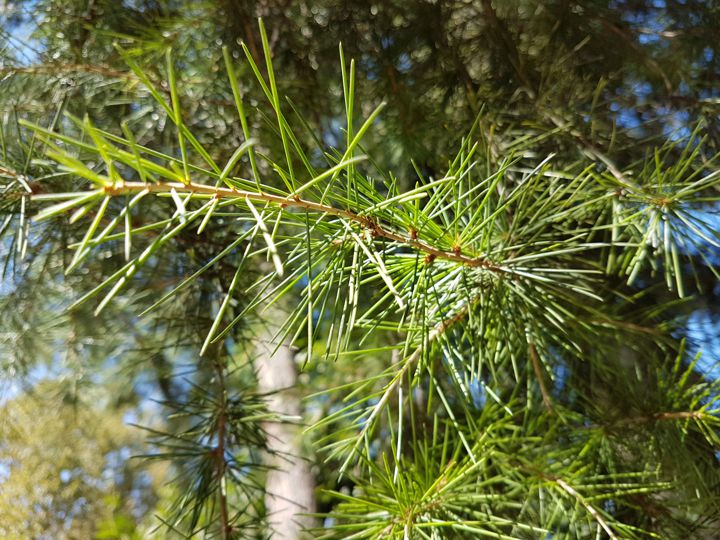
[340,296,478,473]
[528,342,554,414]
[0,64,135,80]
[554,477,619,540]
[519,463,620,540]
[599,410,707,430]
[101,180,501,270]
[213,360,231,540]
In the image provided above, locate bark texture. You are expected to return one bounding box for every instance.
[256,328,316,539]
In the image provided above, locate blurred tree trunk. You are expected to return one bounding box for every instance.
[256,321,316,539]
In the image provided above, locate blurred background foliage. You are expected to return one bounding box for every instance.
[1,0,720,538]
[0,380,163,540]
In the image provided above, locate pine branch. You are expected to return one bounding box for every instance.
[213,358,231,540]
[601,410,711,429]
[0,64,135,80]
[553,477,619,540]
[339,293,479,473]
[528,341,554,414]
[100,180,502,269]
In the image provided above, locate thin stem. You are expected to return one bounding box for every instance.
[528,342,554,414]
[101,180,502,270]
[522,461,619,540]
[554,477,619,540]
[604,410,706,428]
[0,64,135,80]
[340,295,479,473]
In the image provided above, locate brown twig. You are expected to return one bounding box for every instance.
[554,477,619,540]
[0,166,19,178]
[608,410,705,428]
[528,341,554,414]
[213,359,232,540]
[101,180,502,270]
[0,64,135,80]
[590,318,660,335]
[518,462,619,539]
[340,295,480,472]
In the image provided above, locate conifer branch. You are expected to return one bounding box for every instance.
[213,359,231,540]
[340,295,478,472]
[100,180,502,270]
[528,342,554,414]
[553,477,619,540]
[0,64,135,80]
[605,410,708,428]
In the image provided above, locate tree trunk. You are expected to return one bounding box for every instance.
[255,324,316,539]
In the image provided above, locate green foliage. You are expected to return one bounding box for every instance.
[0,381,161,540]
[139,363,272,537]
[2,2,720,538]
